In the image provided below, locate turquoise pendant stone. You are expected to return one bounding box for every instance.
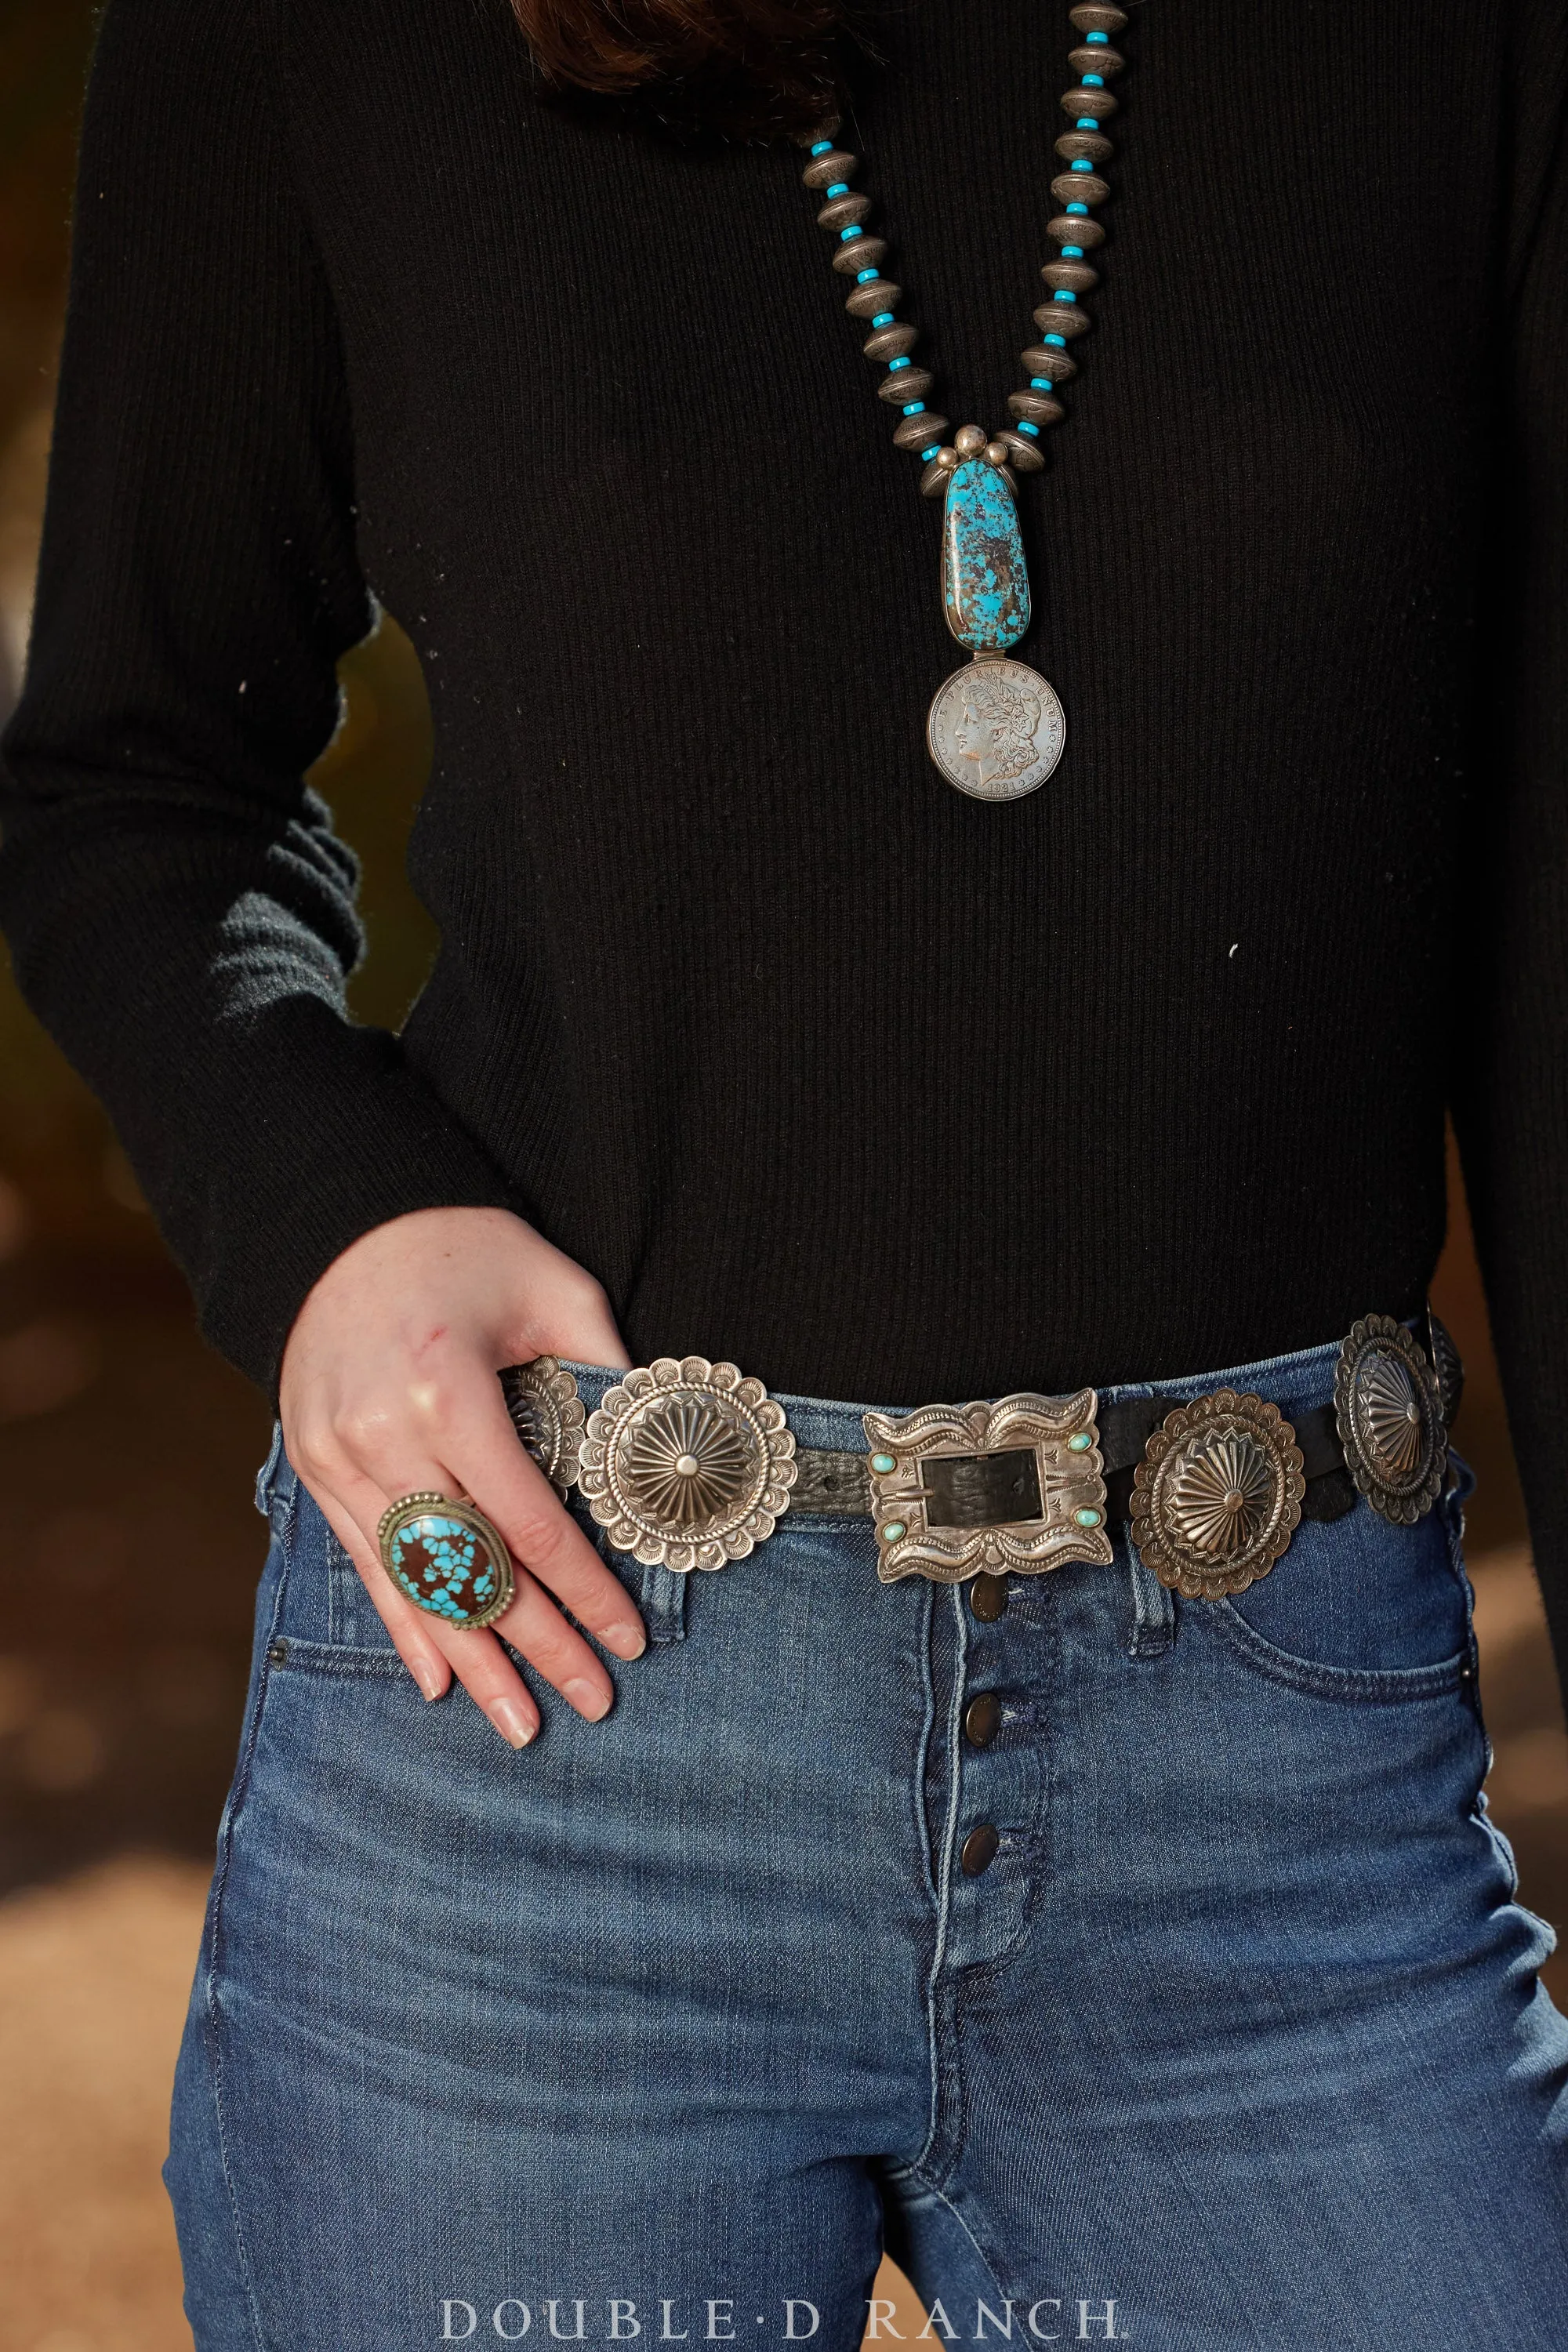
[383,1504,513,1628]
[942,459,1031,652]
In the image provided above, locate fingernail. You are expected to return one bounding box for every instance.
[564,1677,613,1722]
[411,1658,444,1702]
[488,1697,537,1748]
[602,1621,647,1661]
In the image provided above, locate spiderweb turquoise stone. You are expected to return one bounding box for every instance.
[387,1508,505,1625]
[942,459,1031,651]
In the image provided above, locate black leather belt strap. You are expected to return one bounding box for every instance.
[791,1398,1356,1526]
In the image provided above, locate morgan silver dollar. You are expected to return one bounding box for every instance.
[926,655,1066,800]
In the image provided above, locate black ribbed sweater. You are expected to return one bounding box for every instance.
[3,0,1568,1680]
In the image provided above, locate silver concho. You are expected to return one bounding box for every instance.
[499,1354,586,1490]
[862,1390,1111,1585]
[926,656,1066,801]
[1334,1315,1446,1524]
[1130,1388,1305,1600]
[578,1356,797,1571]
[1425,1301,1465,1429]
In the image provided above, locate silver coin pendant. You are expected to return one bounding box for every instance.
[926,655,1066,801]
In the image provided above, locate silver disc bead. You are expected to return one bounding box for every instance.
[790,114,841,146]
[996,428,1047,473]
[800,149,858,189]
[1051,169,1109,205]
[1069,3,1128,31]
[862,321,919,361]
[876,366,935,404]
[1042,259,1099,294]
[920,453,958,496]
[1069,42,1125,77]
[1031,301,1091,339]
[817,193,872,232]
[1019,344,1079,382]
[1008,389,1065,426]
[831,235,889,274]
[892,412,949,449]
[1047,212,1105,248]
[1061,84,1117,121]
[844,277,902,317]
[1055,129,1113,165]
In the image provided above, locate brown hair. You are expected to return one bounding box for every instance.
[508,0,863,138]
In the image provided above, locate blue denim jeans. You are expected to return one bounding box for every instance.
[166,1338,1568,2349]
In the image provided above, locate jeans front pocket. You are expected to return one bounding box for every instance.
[1207,1483,1475,1700]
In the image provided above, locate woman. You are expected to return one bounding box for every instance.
[3,0,1566,2341]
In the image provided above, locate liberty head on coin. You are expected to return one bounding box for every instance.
[926,656,1066,801]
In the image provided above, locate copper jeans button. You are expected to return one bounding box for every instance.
[964,1692,1002,1748]
[960,1824,1001,1876]
[968,1572,1008,1621]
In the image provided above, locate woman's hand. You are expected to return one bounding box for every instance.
[278,1205,641,1746]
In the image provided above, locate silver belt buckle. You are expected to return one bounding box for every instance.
[862,1390,1112,1585]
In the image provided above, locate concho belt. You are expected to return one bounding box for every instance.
[499,1308,1459,1601]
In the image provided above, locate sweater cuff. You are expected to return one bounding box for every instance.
[186,1042,521,1402]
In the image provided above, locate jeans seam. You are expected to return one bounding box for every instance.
[878,2164,1013,2304]
[199,1548,290,2352]
[909,1580,941,1909]
[916,1585,970,2179]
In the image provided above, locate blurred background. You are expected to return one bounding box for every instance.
[1,6,1566,2348]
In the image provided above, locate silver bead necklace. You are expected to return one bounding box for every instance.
[793,2,1128,800]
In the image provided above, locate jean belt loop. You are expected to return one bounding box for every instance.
[1116,1385,1175,1657]
[254,1420,289,1519]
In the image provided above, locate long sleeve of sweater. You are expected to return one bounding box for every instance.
[0,0,514,1393]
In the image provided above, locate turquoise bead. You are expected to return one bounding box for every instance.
[1068,1432,1093,1453]
[871,311,895,327]
[870,1453,897,1475]
[1016,420,1040,436]
[942,459,1031,651]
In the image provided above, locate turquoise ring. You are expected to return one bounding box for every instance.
[376,1492,515,1630]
